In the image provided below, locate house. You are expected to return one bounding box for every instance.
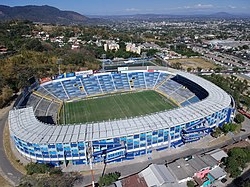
[205,149,228,163]
[118,164,185,187]
[139,164,177,186]
[201,166,227,187]
[116,151,227,187]
[168,158,195,183]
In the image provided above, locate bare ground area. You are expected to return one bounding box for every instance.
[0,175,12,187]
[169,57,217,70]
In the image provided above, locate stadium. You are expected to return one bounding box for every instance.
[9,66,235,166]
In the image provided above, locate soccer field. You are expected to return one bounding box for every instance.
[59,90,177,124]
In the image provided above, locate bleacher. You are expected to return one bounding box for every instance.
[40,82,68,100]
[144,72,160,89]
[62,78,87,99]
[34,98,51,116]
[35,71,201,110]
[80,76,102,95]
[156,78,200,105]
[111,73,130,91]
[25,93,60,124]
[36,86,61,101]
[127,72,146,89]
[25,94,42,109]
[154,72,171,88]
[97,74,116,93]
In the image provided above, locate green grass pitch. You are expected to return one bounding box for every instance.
[59,90,177,124]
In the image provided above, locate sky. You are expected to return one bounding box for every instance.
[1,0,250,15]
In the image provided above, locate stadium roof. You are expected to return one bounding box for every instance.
[9,67,232,144]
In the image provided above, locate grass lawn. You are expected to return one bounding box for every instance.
[59,90,176,124]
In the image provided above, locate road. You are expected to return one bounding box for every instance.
[0,106,23,186]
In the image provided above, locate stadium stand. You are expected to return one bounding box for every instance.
[39,82,68,100]
[9,66,235,166]
[61,78,87,99]
[97,73,116,93]
[80,75,102,95]
[25,93,60,124]
[111,72,131,91]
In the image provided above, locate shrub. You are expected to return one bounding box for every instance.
[98,172,121,186]
[25,163,53,175]
[187,180,195,187]
[234,113,245,124]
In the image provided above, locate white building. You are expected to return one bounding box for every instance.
[104,41,120,52]
[126,43,141,54]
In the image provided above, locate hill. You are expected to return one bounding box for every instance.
[0,5,89,25]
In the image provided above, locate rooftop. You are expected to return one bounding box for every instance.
[140,164,176,186]
[209,166,227,180]
[168,159,195,180]
[205,149,228,162]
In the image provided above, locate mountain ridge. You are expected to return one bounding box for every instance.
[1,5,249,25]
[0,5,89,25]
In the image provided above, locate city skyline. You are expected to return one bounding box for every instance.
[1,0,250,15]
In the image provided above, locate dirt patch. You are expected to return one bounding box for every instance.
[223,140,250,152]
[0,175,12,187]
[169,57,217,70]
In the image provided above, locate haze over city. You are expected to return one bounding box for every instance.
[1,0,250,15]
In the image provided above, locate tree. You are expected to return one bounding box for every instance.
[221,123,238,133]
[187,180,195,187]
[0,97,4,108]
[211,127,222,138]
[196,67,202,72]
[235,113,245,124]
[0,86,13,107]
[223,147,250,178]
[145,49,158,57]
[187,67,192,72]
[24,39,45,52]
[172,62,182,70]
[98,172,121,187]
[242,45,249,50]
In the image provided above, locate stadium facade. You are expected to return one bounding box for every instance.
[9,66,235,166]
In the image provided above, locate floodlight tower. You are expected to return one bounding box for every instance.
[141,52,147,66]
[101,54,106,72]
[57,58,63,75]
[87,142,95,187]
